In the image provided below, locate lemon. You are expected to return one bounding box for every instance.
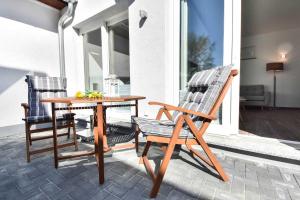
[75,91,85,98]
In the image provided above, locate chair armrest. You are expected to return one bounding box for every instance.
[148,101,216,120]
[21,103,29,118]
[21,103,29,109]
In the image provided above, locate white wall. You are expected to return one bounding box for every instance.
[64,0,169,118]
[0,0,60,127]
[62,0,118,96]
[241,27,300,108]
[129,0,167,118]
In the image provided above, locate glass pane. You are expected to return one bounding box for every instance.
[88,52,103,91]
[108,19,130,115]
[180,0,224,123]
[109,19,130,96]
[84,28,103,91]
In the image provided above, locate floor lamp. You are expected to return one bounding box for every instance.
[266,62,284,108]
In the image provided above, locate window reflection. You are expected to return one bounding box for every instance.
[180,0,224,124]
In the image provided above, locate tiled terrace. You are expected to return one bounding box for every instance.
[1,132,300,200]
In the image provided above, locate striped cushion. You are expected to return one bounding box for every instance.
[173,65,231,122]
[28,76,66,91]
[197,65,232,114]
[26,75,71,122]
[133,117,194,138]
[133,65,232,138]
[188,68,218,87]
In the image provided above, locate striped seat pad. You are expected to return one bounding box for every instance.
[133,117,195,138]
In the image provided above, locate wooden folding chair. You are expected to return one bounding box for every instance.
[21,75,77,162]
[133,66,238,198]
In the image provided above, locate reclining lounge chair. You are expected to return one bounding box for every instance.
[133,65,238,198]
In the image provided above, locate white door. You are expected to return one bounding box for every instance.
[178,0,241,135]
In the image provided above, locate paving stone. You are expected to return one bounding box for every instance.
[1,134,300,200]
[27,192,50,200]
[215,191,239,200]
[268,165,283,181]
[245,190,259,200]
[282,172,300,188]
[91,190,111,200]
[259,187,276,200]
[257,173,272,189]
[245,184,259,194]
[231,176,245,199]
[198,184,216,200]
[275,188,292,200]
[289,188,300,200]
[117,186,144,200]
[272,179,297,190]
[39,182,62,198]
[166,189,195,200]
[49,191,73,200]
[0,187,23,200]
[106,183,129,198]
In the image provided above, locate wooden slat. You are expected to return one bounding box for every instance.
[111,143,135,151]
[29,142,75,155]
[31,132,69,141]
[58,150,95,160]
[38,0,66,10]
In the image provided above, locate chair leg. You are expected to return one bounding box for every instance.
[72,120,78,151]
[197,137,228,181]
[25,123,31,163]
[135,129,139,153]
[150,140,176,198]
[29,132,32,146]
[67,126,71,139]
[139,141,152,164]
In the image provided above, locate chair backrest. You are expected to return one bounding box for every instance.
[172,65,232,123]
[26,75,67,118]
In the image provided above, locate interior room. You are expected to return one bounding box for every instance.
[239,0,300,142]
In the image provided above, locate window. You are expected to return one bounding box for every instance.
[180,0,225,123]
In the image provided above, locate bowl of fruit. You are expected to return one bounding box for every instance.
[75,90,103,99]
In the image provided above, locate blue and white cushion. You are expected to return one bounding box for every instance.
[24,75,74,123]
[133,65,232,138]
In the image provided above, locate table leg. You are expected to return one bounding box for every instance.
[96,103,105,184]
[51,103,58,168]
[135,100,139,117]
[102,107,110,151]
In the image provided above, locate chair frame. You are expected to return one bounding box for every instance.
[22,103,78,162]
[138,69,238,198]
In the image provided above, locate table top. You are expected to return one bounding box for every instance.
[41,96,146,104]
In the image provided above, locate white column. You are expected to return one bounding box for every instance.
[108,28,115,74]
[101,25,110,81]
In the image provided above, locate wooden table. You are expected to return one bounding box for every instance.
[41,96,145,184]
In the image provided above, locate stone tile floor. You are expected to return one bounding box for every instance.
[1,134,300,200]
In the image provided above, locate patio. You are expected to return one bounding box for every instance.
[1,131,300,200]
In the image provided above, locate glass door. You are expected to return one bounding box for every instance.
[106,18,131,121]
[83,28,103,91]
[180,0,239,134]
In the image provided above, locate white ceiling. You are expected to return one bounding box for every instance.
[242,0,300,36]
